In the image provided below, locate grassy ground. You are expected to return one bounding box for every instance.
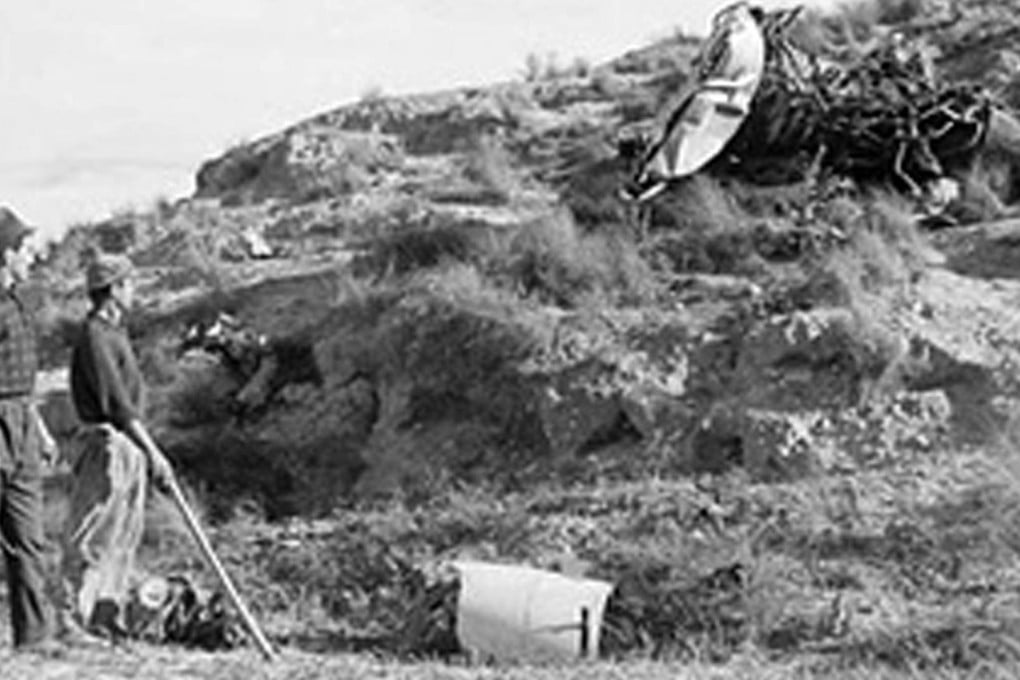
[6,444,1020,678]
[5,644,1020,680]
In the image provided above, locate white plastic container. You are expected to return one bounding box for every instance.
[454,560,614,663]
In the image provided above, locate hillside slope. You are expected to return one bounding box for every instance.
[22,0,1020,673]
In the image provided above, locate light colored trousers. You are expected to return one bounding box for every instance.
[60,424,147,632]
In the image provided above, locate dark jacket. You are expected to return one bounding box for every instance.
[70,313,146,432]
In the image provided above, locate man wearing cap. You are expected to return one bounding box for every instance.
[0,206,58,650]
[61,252,174,638]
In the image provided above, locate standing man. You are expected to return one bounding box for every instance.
[0,206,54,649]
[63,253,174,638]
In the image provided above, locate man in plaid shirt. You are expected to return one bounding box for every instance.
[0,206,57,650]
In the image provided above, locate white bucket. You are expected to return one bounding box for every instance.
[454,560,614,663]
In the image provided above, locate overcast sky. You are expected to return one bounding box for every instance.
[0,0,837,239]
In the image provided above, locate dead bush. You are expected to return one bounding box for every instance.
[32,289,88,369]
[557,137,632,230]
[296,164,373,203]
[37,224,97,287]
[462,135,518,204]
[650,229,759,276]
[815,191,935,306]
[167,429,310,521]
[642,176,766,275]
[411,263,520,312]
[874,0,925,24]
[648,175,749,234]
[352,223,481,280]
[492,211,657,307]
[137,337,184,388]
[262,133,403,204]
[164,361,239,429]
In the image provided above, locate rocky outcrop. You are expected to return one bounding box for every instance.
[57,0,1020,513]
[195,128,403,204]
[138,242,1020,511]
[931,218,1020,279]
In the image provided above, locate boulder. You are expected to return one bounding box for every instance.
[740,409,819,482]
[194,129,403,204]
[931,218,1020,279]
[735,307,887,412]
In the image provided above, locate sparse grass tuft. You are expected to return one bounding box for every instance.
[492,210,657,307]
[645,176,762,275]
[352,223,481,280]
[650,175,749,234]
[814,190,935,310]
[461,135,519,204]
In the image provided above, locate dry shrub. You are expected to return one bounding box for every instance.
[137,229,230,292]
[814,191,935,306]
[646,176,762,275]
[984,412,1020,555]
[137,336,184,388]
[873,0,925,24]
[286,134,403,204]
[611,37,699,77]
[828,1,882,42]
[37,224,97,287]
[591,68,629,99]
[865,192,939,271]
[352,223,480,279]
[822,232,899,306]
[745,552,820,651]
[32,291,88,368]
[952,163,1013,223]
[729,180,816,220]
[426,136,519,205]
[333,195,431,244]
[168,429,311,522]
[462,135,518,204]
[810,0,922,49]
[779,192,934,396]
[649,175,748,234]
[411,262,519,311]
[792,1,888,62]
[296,163,373,203]
[618,88,662,123]
[494,211,657,307]
[163,360,239,428]
[557,136,630,229]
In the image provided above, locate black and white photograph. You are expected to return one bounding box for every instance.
[5,0,1020,678]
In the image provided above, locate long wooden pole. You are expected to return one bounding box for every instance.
[165,473,277,661]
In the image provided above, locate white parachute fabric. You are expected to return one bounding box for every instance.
[454,561,614,663]
[633,2,766,198]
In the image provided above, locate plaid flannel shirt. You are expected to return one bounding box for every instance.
[0,289,37,398]
[0,288,40,471]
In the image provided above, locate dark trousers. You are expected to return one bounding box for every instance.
[0,465,52,647]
